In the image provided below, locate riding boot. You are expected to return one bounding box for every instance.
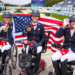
[52,60,61,75]
[61,59,67,75]
[35,52,41,71]
[0,51,7,74]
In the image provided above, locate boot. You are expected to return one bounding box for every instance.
[52,60,61,75]
[61,59,67,75]
[0,51,7,74]
[35,52,41,71]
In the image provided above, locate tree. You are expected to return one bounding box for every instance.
[0,7,2,12]
[46,0,65,7]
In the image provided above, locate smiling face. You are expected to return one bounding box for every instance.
[31,16,39,23]
[70,21,75,27]
[3,17,11,24]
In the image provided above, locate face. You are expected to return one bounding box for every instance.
[31,16,39,23]
[3,17,11,24]
[70,21,75,27]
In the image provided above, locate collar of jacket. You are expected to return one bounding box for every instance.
[1,22,11,25]
[30,21,40,26]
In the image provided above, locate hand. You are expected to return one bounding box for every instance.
[52,42,61,48]
[63,18,69,28]
[25,25,29,29]
[0,26,7,32]
[33,43,41,48]
[24,25,30,32]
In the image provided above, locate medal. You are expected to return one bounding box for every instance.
[27,27,31,31]
[3,28,8,32]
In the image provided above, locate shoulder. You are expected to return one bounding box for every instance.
[0,22,4,26]
[65,27,70,30]
[9,22,13,26]
[38,22,43,27]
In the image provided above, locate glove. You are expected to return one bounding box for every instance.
[33,43,42,48]
[52,42,61,48]
[24,25,30,32]
[0,26,7,32]
[63,18,69,28]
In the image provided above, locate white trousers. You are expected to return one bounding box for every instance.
[23,45,42,54]
[52,48,75,62]
[0,42,11,53]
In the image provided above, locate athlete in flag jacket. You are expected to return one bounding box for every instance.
[22,10,46,73]
[51,15,75,75]
[0,11,13,74]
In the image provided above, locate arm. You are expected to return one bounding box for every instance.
[39,24,46,45]
[55,27,65,37]
[22,23,30,37]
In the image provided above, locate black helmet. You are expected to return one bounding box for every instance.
[70,15,75,22]
[31,10,40,17]
[3,11,11,18]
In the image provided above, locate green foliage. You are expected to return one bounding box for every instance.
[0,7,2,12]
[14,10,23,13]
[51,13,70,21]
[46,0,65,7]
[57,10,61,11]
[5,3,19,6]
[22,3,31,7]
[47,9,49,10]
[45,13,50,16]
[0,15,12,22]
[5,5,7,10]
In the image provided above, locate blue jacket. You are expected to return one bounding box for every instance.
[22,22,46,45]
[55,27,75,53]
[0,22,13,45]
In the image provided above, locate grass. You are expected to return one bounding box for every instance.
[6,9,11,10]
[14,10,23,13]
[40,12,45,15]
[51,13,70,21]
[0,15,13,22]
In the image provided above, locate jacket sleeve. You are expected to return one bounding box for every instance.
[55,27,65,37]
[22,23,29,37]
[39,24,46,45]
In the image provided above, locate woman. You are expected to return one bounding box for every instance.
[0,11,13,73]
[22,10,46,74]
[52,15,75,75]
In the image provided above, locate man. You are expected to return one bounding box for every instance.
[22,10,45,74]
[51,15,75,75]
[0,11,13,73]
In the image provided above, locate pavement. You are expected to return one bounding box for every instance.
[6,48,54,75]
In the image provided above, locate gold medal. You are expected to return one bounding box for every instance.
[27,27,31,31]
[3,28,8,32]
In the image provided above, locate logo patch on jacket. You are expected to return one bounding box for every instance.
[38,28,40,31]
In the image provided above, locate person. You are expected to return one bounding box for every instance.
[51,15,75,75]
[22,10,46,73]
[0,11,13,73]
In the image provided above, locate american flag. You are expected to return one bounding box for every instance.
[12,13,63,52]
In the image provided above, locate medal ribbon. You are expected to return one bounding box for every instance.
[30,22,38,29]
[4,22,9,28]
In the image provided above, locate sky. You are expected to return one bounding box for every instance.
[1,0,31,5]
